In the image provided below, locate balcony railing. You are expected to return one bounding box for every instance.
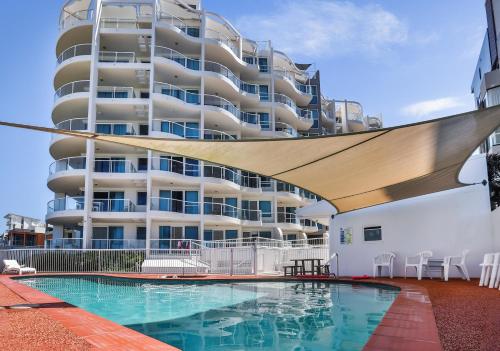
[59,9,93,31]
[91,239,146,249]
[155,46,200,70]
[277,211,298,224]
[205,28,239,57]
[54,80,90,101]
[99,51,137,63]
[94,159,137,173]
[97,86,136,98]
[274,69,313,95]
[96,122,138,135]
[204,202,262,222]
[154,82,200,104]
[204,94,242,121]
[57,44,92,65]
[47,196,85,213]
[205,61,258,95]
[157,13,200,37]
[49,156,86,175]
[100,18,152,30]
[55,118,88,131]
[151,119,235,140]
[150,197,200,214]
[276,181,297,194]
[46,238,83,249]
[150,157,200,176]
[204,164,239,184]
[92,199,137,212]
[275,122,298,137]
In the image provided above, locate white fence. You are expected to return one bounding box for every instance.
[0,241,329,276]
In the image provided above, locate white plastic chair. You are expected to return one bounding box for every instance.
[479,253,498,287]
[404,251,432,280]
[2,259,36,275]
[373,252,396,279]
[442,250,470,281]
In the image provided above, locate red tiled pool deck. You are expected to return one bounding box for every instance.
[1,274,499,351]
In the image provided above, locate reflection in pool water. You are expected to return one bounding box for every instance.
[19,276,398,351]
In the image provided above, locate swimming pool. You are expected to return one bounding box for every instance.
[19,276,398,351]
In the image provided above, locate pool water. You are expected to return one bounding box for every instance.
[19,276,398,351]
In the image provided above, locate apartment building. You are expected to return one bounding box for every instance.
[2,214,49,247]
[471,0,500,152]
[48,0,379,249]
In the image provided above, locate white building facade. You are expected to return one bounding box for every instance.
[48,0,380,250]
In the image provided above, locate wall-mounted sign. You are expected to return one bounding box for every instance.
[340,227,353,245]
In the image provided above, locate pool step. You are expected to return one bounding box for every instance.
[141,258,209,274]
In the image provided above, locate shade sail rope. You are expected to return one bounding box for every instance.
[1,105,500,213]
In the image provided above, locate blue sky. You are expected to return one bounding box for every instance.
[0,0,486,228]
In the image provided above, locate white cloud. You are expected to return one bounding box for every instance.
[235,0,408,58]
[401,96,471,118]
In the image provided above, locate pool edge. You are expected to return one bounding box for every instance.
[2,273,443,351]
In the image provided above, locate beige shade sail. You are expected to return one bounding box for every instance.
[1,105,500,213]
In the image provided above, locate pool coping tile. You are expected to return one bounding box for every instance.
[0,273,443,351]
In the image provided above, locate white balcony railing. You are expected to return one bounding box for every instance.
[91,199,138,212]
[150,197,200,214]
[91,239,146,249]
[100,18,151,30]
[275,122,298,137]
[151,119,235,140]
[54,80,90,101]
[97,86,136,98]
[45,238,83,249]
[274,69,313,95]
[205,61,258,96]
[157,13,200,37]
[99,51,137,63]
[150,157,200,176]
[95,122,139,135]
[205,28,239,57]
[57,44,92,65]
[94,159,137,173]
[49,156,86,175]
[59,9,93,31]
[55,118,88,131]
[155,46,200,70]
[47,196,85,213]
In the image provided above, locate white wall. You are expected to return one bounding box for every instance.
[330,155,497,278]
[490,207,500,250]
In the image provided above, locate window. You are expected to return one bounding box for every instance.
[139,124,149,136]
[364,226,382,241]
[185,226,199,240]
[259,85,269,101]
[259,201,272,218]
[225,230,238,240]
[185,122,200,139]
[258,113,270,130]
[136,227,146,240]
[138,158,148,171]
[258,57,268,72]
[311,109,319,129]
[204,229,213,241]
[137,192,147,206]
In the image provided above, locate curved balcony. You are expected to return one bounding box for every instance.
[91,198,139,213]
[54,80,90,103]
[273,93,313,129]
[95,121,139,135]
[153,82,260,133]
[100,18,152,30]
[274,69,313,106]
[96,86,136,99]
[50,117,88,159]
[151,119,235,140]
[150,157,201,186]
[277,211,302,230]
[150,197,201,222]
[157,12,201,38]
[274,122,298,138]
[59,9,93,32]
[47,156,86,193]
[57,43,92,65]
[46,196,85,223]
[154,46,258,103]
[93,159,146,188]
[98,51,138,63]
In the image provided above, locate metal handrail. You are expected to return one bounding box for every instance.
[150,157,200,176]
[155,46,200,70]
[95,121,138,135]
[274,68,313,94]
[205,60,258,95]
[150,197,200,214]
[100,18,148,30]
[91,239,146,249]
[91,199,137,212]
[49,156,86,175]
[97,86,135,98]
[55,118,88,131]
[54,80,90,101]
[157,12,200,37]
[94,159,137,173]
[275,122,298,137]
[205,28,239,56]
[153,82,201,104]
[277,211,299,224]
[99,51,136,63]
[47,196,85,213]
[57,44,92,65]
[204,202,262,221]
[151,119,235,140]
[59,9,93,31]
